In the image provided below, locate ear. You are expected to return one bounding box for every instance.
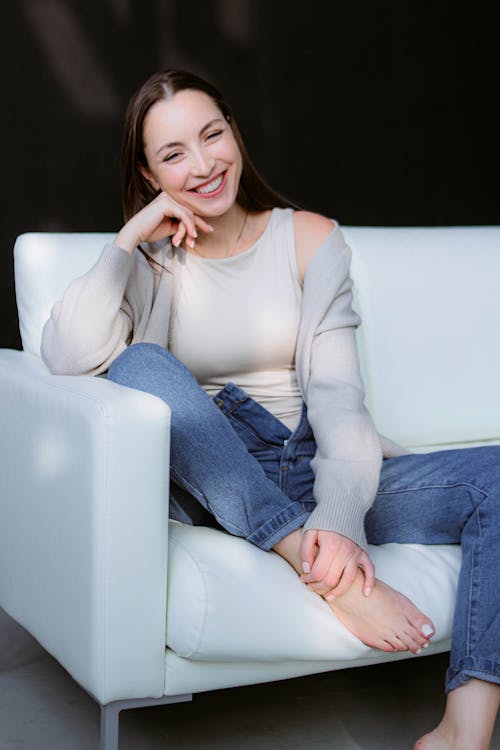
[138,162,160,192]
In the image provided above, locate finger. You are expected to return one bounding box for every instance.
[325,558,359,599]
[301,553,338,586]
[306,581,326,595]
[194,215,215,234]
[303,558,343,591]
[158,195,197,241]
[301,542,350,587]
[358,552,376,596]
[301,538,345,585]
[300,529,318,575]
[176,208,198,240]
[172,222,187,247]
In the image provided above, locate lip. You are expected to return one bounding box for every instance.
[189,170,227,198]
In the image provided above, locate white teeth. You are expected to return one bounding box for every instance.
[195,174,223,194]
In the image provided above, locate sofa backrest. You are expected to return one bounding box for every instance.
[14,227,500,451]
[343,225,500,450]
[14,232,115,359]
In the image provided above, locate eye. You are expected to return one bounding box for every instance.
[206,130,223,141]
[163,151,182,163]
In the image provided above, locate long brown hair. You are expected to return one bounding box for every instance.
[121,69,297,224]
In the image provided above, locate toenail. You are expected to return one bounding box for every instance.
[421,624,433,636]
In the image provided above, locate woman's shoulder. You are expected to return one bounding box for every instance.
[293,210,338,282]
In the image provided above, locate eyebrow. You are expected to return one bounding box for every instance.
[154,118,225,157]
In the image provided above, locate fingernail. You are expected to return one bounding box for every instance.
[302,562,310,574]
[422,642,430,649]
[416,648,422,655]
[188,239,195,249]
[363,587,372,597]
[193,230,198,238]
[172,239,180,247]
[325,594,335,602]
[421,624,433,637]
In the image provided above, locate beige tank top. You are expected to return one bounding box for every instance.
[169,207,303,431]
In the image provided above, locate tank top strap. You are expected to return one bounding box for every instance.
[263,207,300,285]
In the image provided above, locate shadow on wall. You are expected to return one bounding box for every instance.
[2,0,262,348]
[2,0,499,348]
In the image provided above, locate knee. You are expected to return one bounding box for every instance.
[108,343,194,388]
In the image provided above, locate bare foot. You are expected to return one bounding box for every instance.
[414,719,458,750]
[414,679,500,750]
[327,569,434,654]
[413,725,458,750]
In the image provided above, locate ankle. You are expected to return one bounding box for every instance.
[272,530,303,575]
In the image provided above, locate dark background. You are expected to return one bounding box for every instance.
[2,0,498,349]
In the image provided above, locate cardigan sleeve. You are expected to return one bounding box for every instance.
[301,240,383,551]
[41,243,136,376]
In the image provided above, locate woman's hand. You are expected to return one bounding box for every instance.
[115,191,214,254]
[300,529,375,599]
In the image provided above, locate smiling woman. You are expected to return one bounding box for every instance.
[139,91,244,235]
[39,68,500,750]
[119,70,293,258]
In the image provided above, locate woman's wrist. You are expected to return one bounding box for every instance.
[115,225,140,254]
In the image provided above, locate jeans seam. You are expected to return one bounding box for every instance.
[446,657,500,692]
[249,506,309,549]
[228,414,286,450]
[377,481,490,498]
[467,503,484,656]
[221,397,249,416]
[169,467,249,538]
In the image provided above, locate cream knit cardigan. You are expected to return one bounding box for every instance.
[41,223,406,550]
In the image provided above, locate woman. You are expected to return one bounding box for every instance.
[41,70,499,749]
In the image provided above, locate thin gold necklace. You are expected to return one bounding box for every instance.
[189,211,248,258]
[227,211,248,257]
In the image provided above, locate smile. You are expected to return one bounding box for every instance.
[191,171,226,197]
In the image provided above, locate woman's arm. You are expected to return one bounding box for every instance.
[294,211,380,597]
[41,188,214,376]
[41,243,137,376]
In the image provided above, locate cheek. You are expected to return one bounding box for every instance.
[224,142,242,178]
[157,167,188,192]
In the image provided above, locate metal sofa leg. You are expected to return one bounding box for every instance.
[100,694,193,750]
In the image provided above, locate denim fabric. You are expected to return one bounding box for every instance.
[365,448,500,694]
[107,342,500,695]
[107,343,309,550]
[213,382,317,513]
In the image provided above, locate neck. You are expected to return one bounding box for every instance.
[189,205,248,259]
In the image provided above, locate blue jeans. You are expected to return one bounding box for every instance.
[108,343,500,694]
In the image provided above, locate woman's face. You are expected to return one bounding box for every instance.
[140,89,243,218]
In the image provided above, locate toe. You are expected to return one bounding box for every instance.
[401,630,424,654]
[388,634,409,652]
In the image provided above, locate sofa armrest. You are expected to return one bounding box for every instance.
[0,350,171,704]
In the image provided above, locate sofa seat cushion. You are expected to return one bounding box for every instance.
[166,522,460,662]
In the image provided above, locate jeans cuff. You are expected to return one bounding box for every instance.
[446,655,500,693]
[247,505,310,550]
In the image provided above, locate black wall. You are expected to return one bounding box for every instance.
[2,0,498,349]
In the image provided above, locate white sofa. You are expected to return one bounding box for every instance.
[1,226,499,750]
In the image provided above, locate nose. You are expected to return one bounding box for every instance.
[190,147,213,177]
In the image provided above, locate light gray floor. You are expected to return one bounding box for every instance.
[1,607,499,750]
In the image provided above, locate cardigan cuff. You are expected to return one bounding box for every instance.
[93,243,135,288]
[302,488,369,551]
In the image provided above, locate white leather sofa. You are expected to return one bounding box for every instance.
[1,226,499,750]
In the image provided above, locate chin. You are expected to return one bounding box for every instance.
[188,194,238,218]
